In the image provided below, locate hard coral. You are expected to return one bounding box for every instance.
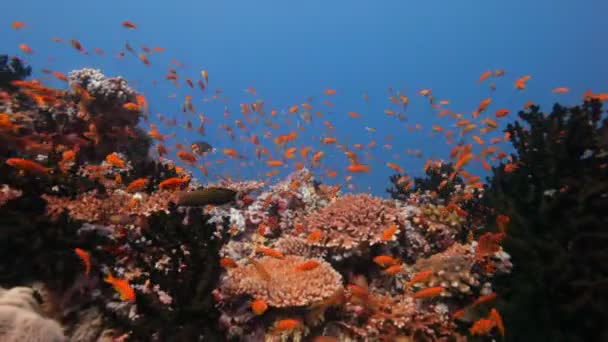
[42,189,180,225]
[222,255,343,308]
[296,194,402,252]
[411,243,478,296]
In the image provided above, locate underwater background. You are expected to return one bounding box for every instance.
[0,0,607,341]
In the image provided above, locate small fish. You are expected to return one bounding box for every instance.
[122,20,137,29]
[105,271,136,302]
[5,158,50,174]
[478,70,492,83]
[295,260,320,272]
[74,248,91,277]
[251,298,268,315]
[139,53,150,66]
[159,177,189,190]
[18,44,33,54]
[123,102,141,111]
[406,269,433,288]
[552,87,569,94]
[324,89,337,95]
[381,224,398,241]
[471,293,497,307]
[12,21,25,29]
[373,255,399,267]
[256,247,284,259]
[384,264,403,275]
[105,153,126,168]
[219,257,238,269]
[307,229,323,243]
[495,108,510,118]
[412,286,443,299]
[191,141,214,155]
[346,163,370,173]
[70,39,85,53]
[126,178,148,193]
[273,319,302,333]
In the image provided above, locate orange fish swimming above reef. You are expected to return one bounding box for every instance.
[105,272,136,302]
[5,158,50,175]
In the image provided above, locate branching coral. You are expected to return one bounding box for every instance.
[295,194,402,254]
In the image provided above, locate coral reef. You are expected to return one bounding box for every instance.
[0,65,514,341]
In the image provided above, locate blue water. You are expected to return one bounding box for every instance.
[2,0,607,196]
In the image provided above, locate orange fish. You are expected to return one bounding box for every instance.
[373,255,399,267]
[347,111,361,118]
[177,151,197,164]
[478,70,492,83]
[472,293,497,307]
[139,53,150,66]
[346,163,370,173]
[324,89,337,95]
[495,108,510,118]
[413,286,443,299]
[158,177,188,190]
[105,153,126,168]
[384,264,403,275]
[267,159,283,167]
[490,308,505,337]
[5,158,49,174]
[74,248,91,277]
[256,247,284,259]
[123,102,141,111]
[381,224,398,241]
[251,298,268,315]
[295,260,320,272]
[70,39,85,53]
[105,271,136,302]
[122,20,137,29]
[406,269,433,288]
[307,229,323,243]
[219,257,238,269]
[18,44,33,54]
[552,87,569,94]
[273,319,302,333]
[126,178,148,193]
[12,21,25,29]
[52,71,68,81]
[470,318,495,336]
[474,98,492,117]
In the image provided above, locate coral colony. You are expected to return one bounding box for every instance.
[0,50,606,342]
